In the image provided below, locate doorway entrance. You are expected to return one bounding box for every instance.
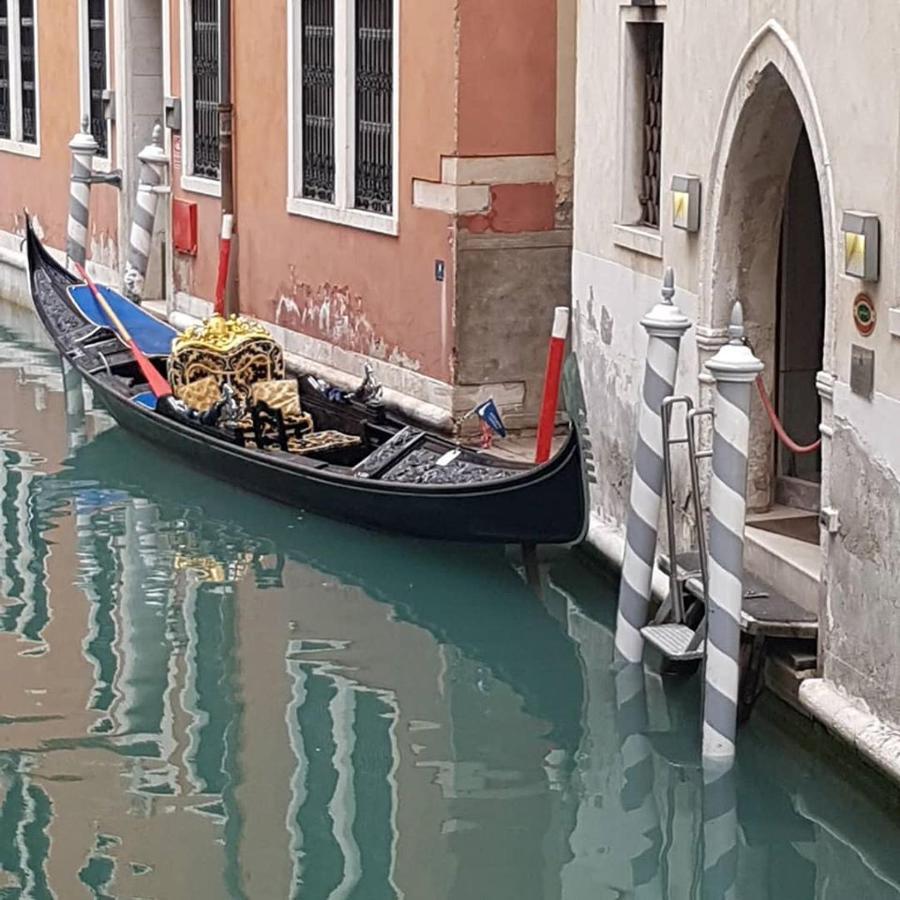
[774,127,825,511]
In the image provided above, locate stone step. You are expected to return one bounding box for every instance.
[744,515,821,617]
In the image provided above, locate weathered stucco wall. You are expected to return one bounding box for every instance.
[0,0,119,267]
[573,0,900,732]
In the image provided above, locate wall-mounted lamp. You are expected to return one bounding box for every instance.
[671,175,701,232]
[842,211,880,282]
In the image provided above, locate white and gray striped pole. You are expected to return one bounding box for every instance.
[124,124,169,302]
[66,117,99,268]
[702,758,739,900]
[62,358,86,450]
[615,663,663,897]
[615,267,691,664]
[703,301,763,761]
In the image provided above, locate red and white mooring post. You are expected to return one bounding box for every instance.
[214,213,234,317]
[535,306,570,464]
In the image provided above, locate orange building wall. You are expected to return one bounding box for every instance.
[0,0,118,261]
[456,0,557,157]
[170,0,460,382]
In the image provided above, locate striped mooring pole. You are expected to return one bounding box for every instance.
[702,758,739,899]
[614,663,663,896]
[66,117,99,268]
[703,301,763,761]
[124,124,169,302]
[615,267,691,664]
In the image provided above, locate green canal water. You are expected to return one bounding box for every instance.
[0,299,898,899]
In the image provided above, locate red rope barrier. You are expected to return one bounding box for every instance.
[754,374,821,455]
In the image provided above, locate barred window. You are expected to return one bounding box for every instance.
[301,0,335,202]
[86,0,107,155]
[191,0,220,180]
[0,1,9,140]
[18,0,34,143]
[354,0,392,215]
[0,0,38,149]
[289,0,397,233]
[638,24,662,228]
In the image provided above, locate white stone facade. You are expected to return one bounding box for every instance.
[573,3,900,760]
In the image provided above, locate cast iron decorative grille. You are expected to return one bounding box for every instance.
[88,0,107,156]
[301,0,335,202]
[192,0,219,179]
[639,24,663,228]
[19,0,35,143]
[354,0,392,215]
[0,0,9,139]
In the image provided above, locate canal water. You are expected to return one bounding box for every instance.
[0,299,898,900]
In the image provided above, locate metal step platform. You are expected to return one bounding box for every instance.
[660,552,818,640]
[641,622,705,661]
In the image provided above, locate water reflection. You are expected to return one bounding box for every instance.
[0,302,899,898]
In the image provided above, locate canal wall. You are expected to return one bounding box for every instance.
[572,5,900,785]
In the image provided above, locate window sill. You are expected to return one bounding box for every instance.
[286,197,398,237]
[0,139,41,159]
[612,223,663,259]
[181,174,222,198]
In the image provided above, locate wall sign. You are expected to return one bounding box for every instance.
[853,293,876,337]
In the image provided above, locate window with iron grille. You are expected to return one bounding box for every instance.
[638,24,662,228]
[86,0,107,156]
[289,0,397,233]
[18,0,34,143]
[354,0,392,215]
[0,1,9,140]
[0,0,38,150]
[301,0,335,202]
[191,0,220,180]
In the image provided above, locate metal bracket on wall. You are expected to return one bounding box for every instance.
[164,97,182,133]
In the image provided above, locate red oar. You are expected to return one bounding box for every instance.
[73,262,172,399]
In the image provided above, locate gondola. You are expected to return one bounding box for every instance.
[25,220,589,544]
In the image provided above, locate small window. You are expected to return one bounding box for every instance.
[301,0,335,203]
[0,1,10,139]
[288,0,397,234]
[620,21,663,230]
[0,0,38,150]
[638,24,662,228]
[191,0,219,180]
[18,0,34,143]
[87,0,107,155]
[79,0,109,157]
[354,0,393,215]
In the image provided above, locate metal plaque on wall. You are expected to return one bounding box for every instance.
[850,344,875,400]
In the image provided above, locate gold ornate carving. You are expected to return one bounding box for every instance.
[168,314,285,402]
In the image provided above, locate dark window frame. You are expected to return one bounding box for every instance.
[191,0,220,180]
[86,0,108,157]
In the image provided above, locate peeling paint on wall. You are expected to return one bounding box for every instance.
[273,274,423,372]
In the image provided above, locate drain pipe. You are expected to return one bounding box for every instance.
[218,0,237,316]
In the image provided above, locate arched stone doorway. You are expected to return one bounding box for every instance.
[701,22,836,515]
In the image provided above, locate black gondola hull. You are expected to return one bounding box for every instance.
[25,222,589,544]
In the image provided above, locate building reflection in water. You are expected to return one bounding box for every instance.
[1,305,900,899]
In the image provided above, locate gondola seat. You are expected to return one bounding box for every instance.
[175,374,223,413]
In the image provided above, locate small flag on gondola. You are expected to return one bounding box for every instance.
[474,398,507,438]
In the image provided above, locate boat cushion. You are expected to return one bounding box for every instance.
[67,284,178,357]
[131,391,158,410]
[251,378,306,423]
[176,374,222,413]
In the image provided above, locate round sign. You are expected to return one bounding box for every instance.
[853,293,876,337]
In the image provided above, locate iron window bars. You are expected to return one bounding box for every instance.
[87,0,107,156]
[355,0,392,214]
[639,24,662,228]
[192,0,219,179]
[18,0,34,143]
[0,1,9,139]
[301,0,336,202]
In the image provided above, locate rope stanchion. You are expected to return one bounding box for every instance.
[754,374,821,455]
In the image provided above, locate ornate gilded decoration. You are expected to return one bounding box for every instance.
[168,315,285,402]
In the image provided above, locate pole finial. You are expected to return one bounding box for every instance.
[661,266,675,304]
[81,114,90,134]
[728,301,745,344]
[152,122,163,147]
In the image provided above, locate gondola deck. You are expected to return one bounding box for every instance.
[25,221,589,544]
